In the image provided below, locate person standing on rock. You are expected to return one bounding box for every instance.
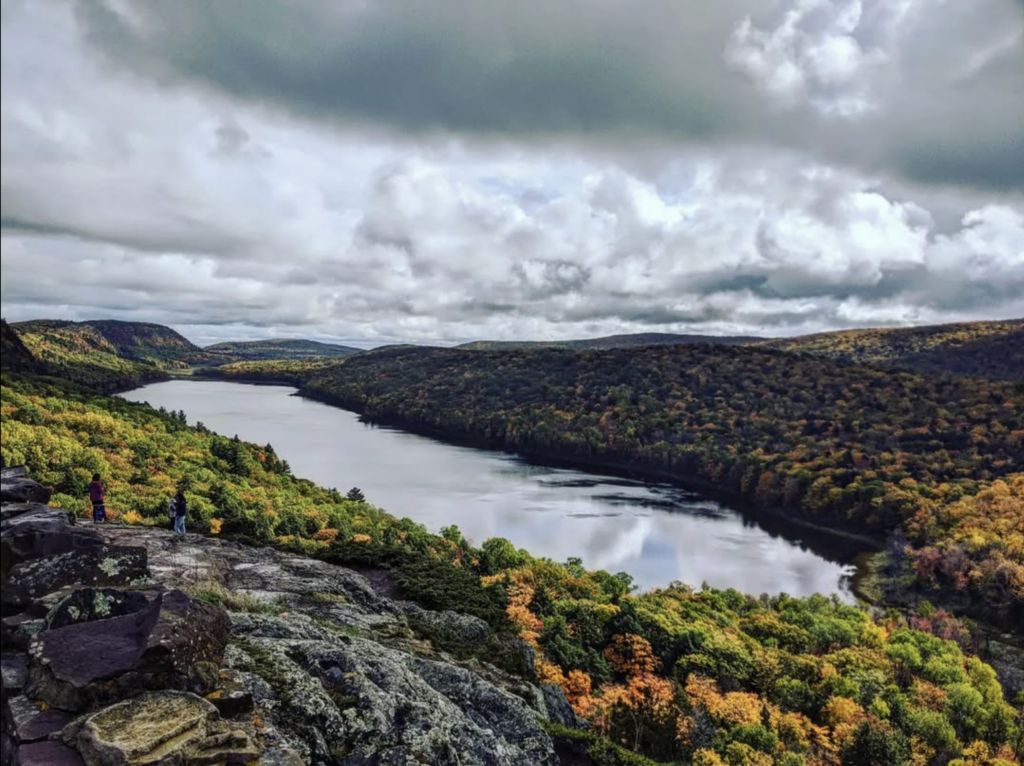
[171,487,188,539]
[88,473,107,523]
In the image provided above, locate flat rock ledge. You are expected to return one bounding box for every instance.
[1,471,579,765]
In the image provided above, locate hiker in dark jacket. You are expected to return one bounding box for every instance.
[171,488,187,538]
[88,474,106,523]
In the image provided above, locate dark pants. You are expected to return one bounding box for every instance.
[93,504,106,522]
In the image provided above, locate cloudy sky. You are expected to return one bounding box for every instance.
[2,0,1022,346]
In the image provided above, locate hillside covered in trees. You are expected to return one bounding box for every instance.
[197,358,343,386]
[5,318,193,391]
[0,319,42,373]
[1,369,1021,765]
[758,321,1024,382]
[300,344,1024,630]
[5,319,361,390]
[195,337,361,365]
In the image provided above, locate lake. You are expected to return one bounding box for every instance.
[120,380,864,599]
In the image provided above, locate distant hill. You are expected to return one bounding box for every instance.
[13,319,198,365]
[456,332,763,351]
[9,319,194,391]
[6,319,366,388]
[195,338,361,366]
[0,319,42,372]
[758,319,1024,381]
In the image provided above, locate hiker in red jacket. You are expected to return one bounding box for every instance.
[88,473,106,523]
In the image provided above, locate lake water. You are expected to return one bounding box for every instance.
[120,380,862,599]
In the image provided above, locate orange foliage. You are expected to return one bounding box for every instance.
[683,675,766,727]
[312,527,339,543]
[604,633,660,676]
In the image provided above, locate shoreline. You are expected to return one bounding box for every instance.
[298,386,885,548]
[130,376,883,596]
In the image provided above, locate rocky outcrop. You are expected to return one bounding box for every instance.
[0,467,52,505]
[1,472,580,765]
[1,497,147,610]
[75,691,261,766]
[26,589,231,711]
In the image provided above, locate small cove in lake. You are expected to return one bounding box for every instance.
[120,379,871,600]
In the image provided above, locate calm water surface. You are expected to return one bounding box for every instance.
[121,380,861,599]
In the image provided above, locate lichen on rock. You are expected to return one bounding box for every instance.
[3,474,578,766]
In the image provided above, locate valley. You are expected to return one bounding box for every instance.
[2,316,1022,765]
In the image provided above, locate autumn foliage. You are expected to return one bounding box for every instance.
[302,343,1024,627]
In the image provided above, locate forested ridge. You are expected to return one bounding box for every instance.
[758,321,1024,382]
[4,319,185,391]
[300,344,1024,629]
[1,370,1022,765]
[195,358,343,386]
[3,319,357,390]
[193,337,361,365]
[457,332,763,351]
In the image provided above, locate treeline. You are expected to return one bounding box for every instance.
[300,345,1024,629]
[196,358,341,386]
[1,372,1021,765]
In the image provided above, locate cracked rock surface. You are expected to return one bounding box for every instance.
[2,474,577,765]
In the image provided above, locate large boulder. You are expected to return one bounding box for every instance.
[75,691,218,766]
[73,692,262,766]
[2,547,148,610]
[26,591,230,712]
[1,505,103,578]
[44,589,151,631]
[0,477,51,506]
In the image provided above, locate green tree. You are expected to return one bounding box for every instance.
[840,720,910,766]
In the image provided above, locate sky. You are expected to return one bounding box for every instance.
[1,0,1022,347]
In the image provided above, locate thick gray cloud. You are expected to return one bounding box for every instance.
[1,0,1022,345]
[72,0,1024,193]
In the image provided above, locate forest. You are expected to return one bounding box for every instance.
[758,321,1024,381]
[299,344,1024,630]
[1,370,1022,765]
[193,338,361,365]
[2,319,357,390]
[195,358,342,386]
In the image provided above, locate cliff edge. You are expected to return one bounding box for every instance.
[1,467,579,765]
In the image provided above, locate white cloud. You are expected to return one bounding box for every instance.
[725,0,916,116]
[1,0,1021,344]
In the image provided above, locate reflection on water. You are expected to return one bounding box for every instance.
[120,380,862,599]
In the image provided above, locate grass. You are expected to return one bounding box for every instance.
[185,578,290,615]
[306,591,348,604]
